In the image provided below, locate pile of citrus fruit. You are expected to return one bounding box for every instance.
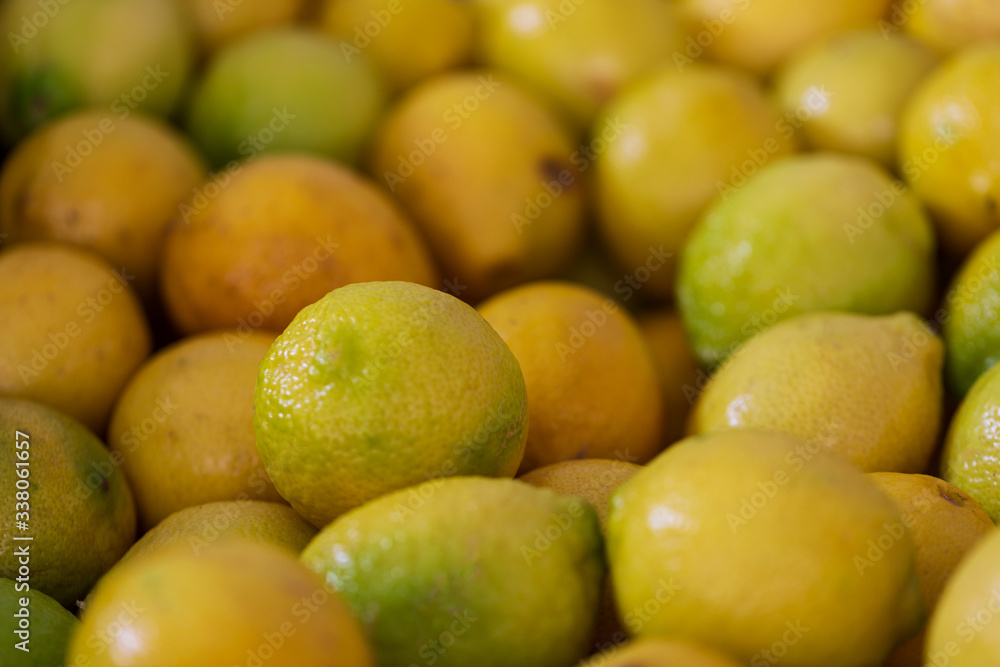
[1,1,1000,666]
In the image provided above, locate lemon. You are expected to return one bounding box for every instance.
[161,153,438,336]
[109,331,285,530]
[638,309,701,447]
[942,360,1000,524]
[774,30,937,166]
[479,282,663,472]
[69,539,373,667]
[320,0,474,90]
[926,530,1000,665]
[581,638,743,667]
[870,473,996,667]
[690,312,944,473]
[607,430,923,667]
[182,0,306,52]
[0,243,151,434]
[0,399,135,608]
[255,281,528,527]
[676,0,892,74]
[903,0,1000,54]
[186,28,386,166]
[369,71,585,301]
[595,63,795,298]
[475,0,683,126]
[300,477,605,667]
[0,578,77,665]
[677,153,936,367]
[0,0,194,143]
[117,501,317,569]
[943,228,1000,397]
[898,44,1000,257]
[0,110,206,296]
[520,459,642,650]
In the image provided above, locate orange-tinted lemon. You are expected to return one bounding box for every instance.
[479,282,663,473]
[161,153,438,335]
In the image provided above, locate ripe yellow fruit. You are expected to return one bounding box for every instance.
[117,501,317,569]
[320,0,474,90]
[870,473,996,667]
[676,0,892,74]
[520,458,642,650]
[0,110,206,297]
[369,71,585,301]
[0,243,151,433]
[926,530,1000,666]
[690,312,943,473]
[0,399,135,608]
[608,430,924,667]
[69,540,374,667]
[255,281,528,527]
[479,282,663,473]
[595,63,795,298]
[898,45,1000,256]
[475,0,684,126]
[773,30,937,166]
[109,331,284,530]
[161,154,438,335]
[902,0,1000,54]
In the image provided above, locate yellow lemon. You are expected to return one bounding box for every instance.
[255,281,528,527]
[690,312,944,473]
[109,331,285,530]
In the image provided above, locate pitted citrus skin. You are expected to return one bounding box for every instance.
[254,281,528,527]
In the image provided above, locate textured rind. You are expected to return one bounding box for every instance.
[255,281,529,527]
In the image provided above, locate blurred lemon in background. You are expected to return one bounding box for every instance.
[898,44,1000,257]
[320,0,474,91]
[774,30,937,166]
[676,0,892,74]
[0,110,206,297]
[0,0,194,143]
[0,243,150,433]
[186,28,386,166]
[926,530,1000,666]
[595,63,794,299]
[0,399,135,608]
[902,0,1000,54]
[160,153,437,335]
[117,500,316,569]
[182,0,307,52]
[370,71,585,302]
[109,331,285,531]
[871,472,996,667]
[475,0,683,126]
